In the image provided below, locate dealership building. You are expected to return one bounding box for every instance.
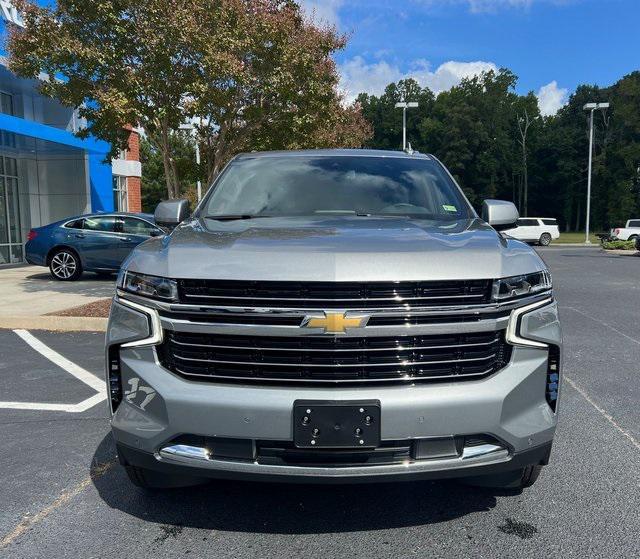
[0,2,142,266]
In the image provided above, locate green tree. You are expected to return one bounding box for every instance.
[534,75,640,231]
[9,0,201,198]
[416,69,522,207]
[357,79,435,151]
[8,0,370,199]
[140,134,199,213]
[357,69,640,229]
[513,93,542,216]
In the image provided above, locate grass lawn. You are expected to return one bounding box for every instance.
[556,232,600,244]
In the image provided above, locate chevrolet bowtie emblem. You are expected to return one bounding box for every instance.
[302,312,369,334]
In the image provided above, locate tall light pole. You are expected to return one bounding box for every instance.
[179,123,202,202]
[395,101,419,150]
[582,102,609,244]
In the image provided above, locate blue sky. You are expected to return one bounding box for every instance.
[301,0,640,114]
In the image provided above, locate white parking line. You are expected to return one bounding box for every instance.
[13,329,106,392]
[0,330,106,413]
[565,376,640,452]
[561,306,640,452]
[562,306,640,346]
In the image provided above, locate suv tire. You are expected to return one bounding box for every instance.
[49,249,82,281]
[124,465,207,490]
[539,233,552,246]
[460,464,543,490]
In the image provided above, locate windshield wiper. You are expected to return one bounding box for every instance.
[313,210,372,217]
[203,214,270,221]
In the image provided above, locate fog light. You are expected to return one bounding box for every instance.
[546,345,560,411]
[108,346,123,413]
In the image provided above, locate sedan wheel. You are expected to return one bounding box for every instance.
[49,250,82,281]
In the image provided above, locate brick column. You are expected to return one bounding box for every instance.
[125,129,142,212]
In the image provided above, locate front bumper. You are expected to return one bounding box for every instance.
[116,439,552,484]
[107,296,562,482]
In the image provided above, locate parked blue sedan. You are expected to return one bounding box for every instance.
[25,213,163,281]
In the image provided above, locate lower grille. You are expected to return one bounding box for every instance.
[257,440,412,467]
[158,330,512,384]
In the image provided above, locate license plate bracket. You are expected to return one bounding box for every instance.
[293,400,381,449]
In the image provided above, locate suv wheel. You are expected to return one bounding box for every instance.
[460,464,543,490]
[49,249,82,281]
[539,233,552,246]
[124,465,207,490]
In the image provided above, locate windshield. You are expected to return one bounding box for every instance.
[202,155,473,220]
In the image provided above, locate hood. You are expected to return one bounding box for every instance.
[126,216,546,282]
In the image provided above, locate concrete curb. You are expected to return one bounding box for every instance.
[545,243,600,248]
[604,249,639,256]
[0,315,107,332]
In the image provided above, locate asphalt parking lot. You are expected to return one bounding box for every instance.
[1,247,639,558]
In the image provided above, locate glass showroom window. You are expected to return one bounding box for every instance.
[113,175,128,212]
[0,92,16,149]
[0,155,22,265]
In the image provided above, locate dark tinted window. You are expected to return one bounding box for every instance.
[628,220,640,228]
[541,219,557,225]
[64,219,84,229]
[0,93,13,116]
[203,155,472,220]
[517,219,539,226]
[118,217,159,236]
[83,216,115,232]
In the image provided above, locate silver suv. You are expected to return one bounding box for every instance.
[106,149,562,490]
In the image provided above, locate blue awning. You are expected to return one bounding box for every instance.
[0,112,110,154]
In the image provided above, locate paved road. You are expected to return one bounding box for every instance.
[1,247,639,558]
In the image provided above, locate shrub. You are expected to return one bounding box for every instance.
[602,240,637,250]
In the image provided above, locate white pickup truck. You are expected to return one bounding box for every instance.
[611,219,640,241]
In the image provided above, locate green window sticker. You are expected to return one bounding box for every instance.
[442,204,457,212]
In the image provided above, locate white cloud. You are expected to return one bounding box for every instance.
[339,57,498,102]
[536,80,568,116]
[299,0,344,27]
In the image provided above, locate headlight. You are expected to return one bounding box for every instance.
[492,270,552,301]
[118,270,178,301]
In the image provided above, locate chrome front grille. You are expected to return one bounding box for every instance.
[158,330,512,383]
[177,279,493,309]
[159,309,507,327]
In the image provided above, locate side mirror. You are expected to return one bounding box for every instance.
[482,199,519,231]
[154,199,191,228]
[149,229,163,237]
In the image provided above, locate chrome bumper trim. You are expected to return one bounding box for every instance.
[461,443,505,459]
[159,444,210,461]
[157,442,509,478]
